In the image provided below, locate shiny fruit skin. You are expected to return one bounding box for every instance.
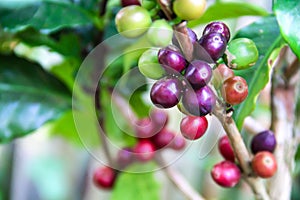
[182,85,216,116]
[93,166,116,189]
[138,48,165,80]
[158,46,187,73]
[252,151,277,178]
[121,0,140,7]
[173,0,206,21]
[225,38,259,69]
[218,135,235,162]
[203,21,231,42]
[115,5,151,38]
[198,32,227,61]
[221,76,248,105]
[185,60,213,89]
[180,116,208,140]
[251,130,276,154]
[133,140,156,162]
[150,77,182,108]
[211,161,241,188]
[147,19,173,47]
[151,128,175,149]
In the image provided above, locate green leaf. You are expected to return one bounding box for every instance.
[273,0,300,59]
[232,16,283,130]
[188,2,268,27]
[0,54,71,143]
[0,1,93,33]
[111,165,160,200]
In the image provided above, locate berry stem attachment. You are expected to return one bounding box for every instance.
[157,0,173,20]
[173,21,194,62]
[213,102,270,200]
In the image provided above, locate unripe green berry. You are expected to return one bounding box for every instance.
[138,48,165,79]
[146,20,173,47]
[224,38,259,70]
[141,0,157,10]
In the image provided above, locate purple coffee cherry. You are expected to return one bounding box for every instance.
[203,21,231,42]
[158,46,187,73]
[198,32,227,61]
[150,77,182,108]
[172,28,198,47]
[185,60,213,89]
[182,85,216,116]
[251,130,277,154]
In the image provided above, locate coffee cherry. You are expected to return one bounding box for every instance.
[252,151,277,178]
[218,135,235,162]
[158,46,187,73]
[182,85,216,116]
[184,60,213,89]
[172,28,198,48]
[180,116,208,140]
[198,32,227,61]
[115,5,151,38]
[225,38,259,69]
[251,130,276,154]
[134,118,155,138]
[141,0,156,10]
[211,63,234,88]
[133,140,156,162]
[211,161,241,188]
[117,147,133,168]
[121,0,141,7]
[150,77,182,108]
[173,0,206,20]
[93,166,116,189]
[221,76,248,105]
[171,135,186,150]
[147,19,173,47]
[203,21,231,42]
[138,48,164,80]
[151,128,175,149]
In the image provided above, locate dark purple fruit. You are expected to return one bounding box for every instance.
[203,21,231,42]
[182,85,216,116]
[251,130,276,154]
[151,128,175,149]
[198,32,227,61]
[184,60,213,89]
[121,0,140,7]
[172,28,198,47]
[158,46,187,73]
[150,77,182,108]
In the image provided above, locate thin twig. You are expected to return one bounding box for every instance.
[155,154,205,200]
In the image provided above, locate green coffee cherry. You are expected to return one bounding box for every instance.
[138,48,165,79]
[146,20,173,47]
[225,38,259,70]
[115,5,152,38]
[141,0,157,10]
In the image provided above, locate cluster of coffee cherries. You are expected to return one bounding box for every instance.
[93,109,186,190]
[211,130,277,187]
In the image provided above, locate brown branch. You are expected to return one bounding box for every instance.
[213,103,270,200]
[155,154,205,200]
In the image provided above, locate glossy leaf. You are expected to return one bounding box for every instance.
[232,16,283,130]
[111,165,160,200]
[0,1,93,33]
[188,2,268,27]
[273,0,300,59]
[0,54,71,142]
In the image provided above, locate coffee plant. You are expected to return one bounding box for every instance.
[0,0,299,200]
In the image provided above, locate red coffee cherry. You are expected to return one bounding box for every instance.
[221,76,248,105]
[252,151,277,178]
[133,140,156,162]
[180,116,208,140]
[93,166,116,189]
[218,135,235,162]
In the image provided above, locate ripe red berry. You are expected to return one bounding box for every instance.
[252,151,277,178]
[218,135,235,162]
[93,166,116,189]
[133,140,156,162]
[211,161,241,188]
[221,76,248,105]
[180,116,208,140]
